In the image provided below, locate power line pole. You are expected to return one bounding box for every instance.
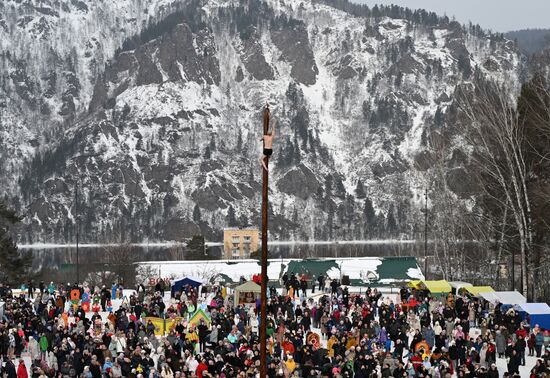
[511,249,515,291]
[424,187,428,280]
[260,104,270,378]
[75,184,80,284]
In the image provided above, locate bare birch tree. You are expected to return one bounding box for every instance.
[456,78,532,297]
[103,243,137,286]
[516,74,550,300]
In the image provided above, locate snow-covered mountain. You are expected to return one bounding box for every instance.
[0,0,185,191]
[1,0,521,243]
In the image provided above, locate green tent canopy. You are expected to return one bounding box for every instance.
[376,257,422,282]
[210,273,234,285]
[285,259,339,278]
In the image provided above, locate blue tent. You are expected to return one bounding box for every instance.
[171,277,203,296]
[514,303,550,330]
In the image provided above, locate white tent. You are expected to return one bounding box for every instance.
[449,281,472,295]
[515,303,550,314]
[514,303,550,329]
[480,290,527,305]
[234,281,261,306]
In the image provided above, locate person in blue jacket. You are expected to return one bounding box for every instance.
[111,283,118,300]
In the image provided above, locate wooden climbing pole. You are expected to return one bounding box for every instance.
[259,104,270,378]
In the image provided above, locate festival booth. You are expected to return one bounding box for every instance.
[479,290,527,305]
[419,280,452,296]
[514,303,550,330]
[408,280,422,290]
[188,308,212,327]
[234,281,261,306]
[449,281,472,296]
[460,286,495,297]
[171,277,203,297]
[210,273,234,285]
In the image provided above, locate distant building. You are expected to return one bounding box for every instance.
[223,227,259,259]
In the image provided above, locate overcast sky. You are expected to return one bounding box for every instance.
[353,0,550,32]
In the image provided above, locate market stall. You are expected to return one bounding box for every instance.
[171,276,203,297]
[449,281,472,296]
[233,281,261,306]
[419,280,452,296]
[514,303,550,330]
[460,286,495,297]
[479,290,527,305]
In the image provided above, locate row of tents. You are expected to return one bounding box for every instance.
[408,280,550,330]
[170,276,262,307]
[169,276,550,330]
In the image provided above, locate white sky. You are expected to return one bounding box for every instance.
[352,0,550,32]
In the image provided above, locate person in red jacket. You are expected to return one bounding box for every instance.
[196,356,208,378]
[515,324,527,339]
[410,352,423,371]
[17,360,28,378]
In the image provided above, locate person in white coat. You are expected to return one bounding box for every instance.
[113,332,127,354]
[434,321,443,336]
[250,315,259,335]
[28,337,40,361]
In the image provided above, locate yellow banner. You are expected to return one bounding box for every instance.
[165,317,184,334]
[144,317,166,336]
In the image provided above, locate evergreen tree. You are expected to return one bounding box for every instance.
[249,249,261,260]
[324,175,333,196]
[434,106,445,126]
[203,146,211,159]
[375,211,386,238]
[0,201,31,285]
[386,204,398,236]
[355,179,366,199]
[226,205,238,227]
[209,135,216,151]
[186,235,208,260]
[238,213,249,227]
[334,177,346,198]
[363,198,376,223]
[457,54,472,79]
[236,129,243,151]
[292,207,299,224]
[327,201,335,239]
[192,204,201,223]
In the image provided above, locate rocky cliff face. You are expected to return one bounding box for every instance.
[1,0,521,243]
[0,0,183,192]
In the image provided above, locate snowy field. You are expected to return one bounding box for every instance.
[138,256,424,285]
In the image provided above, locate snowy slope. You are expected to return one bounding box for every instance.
[2,0,522,243]
[0,0,185,193]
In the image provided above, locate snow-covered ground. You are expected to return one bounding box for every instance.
[137,256,424,285]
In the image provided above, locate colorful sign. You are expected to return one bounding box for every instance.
[145,317,166,336]
[148,278,172,286]
[238,291,258,305]
[188,309,211,327]
[165,317,184,333]
[70,289,80,301]
[307,332,321,349]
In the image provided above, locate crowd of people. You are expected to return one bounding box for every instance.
[1,275,549,378]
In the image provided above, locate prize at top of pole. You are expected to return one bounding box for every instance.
[263,103,270,134]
